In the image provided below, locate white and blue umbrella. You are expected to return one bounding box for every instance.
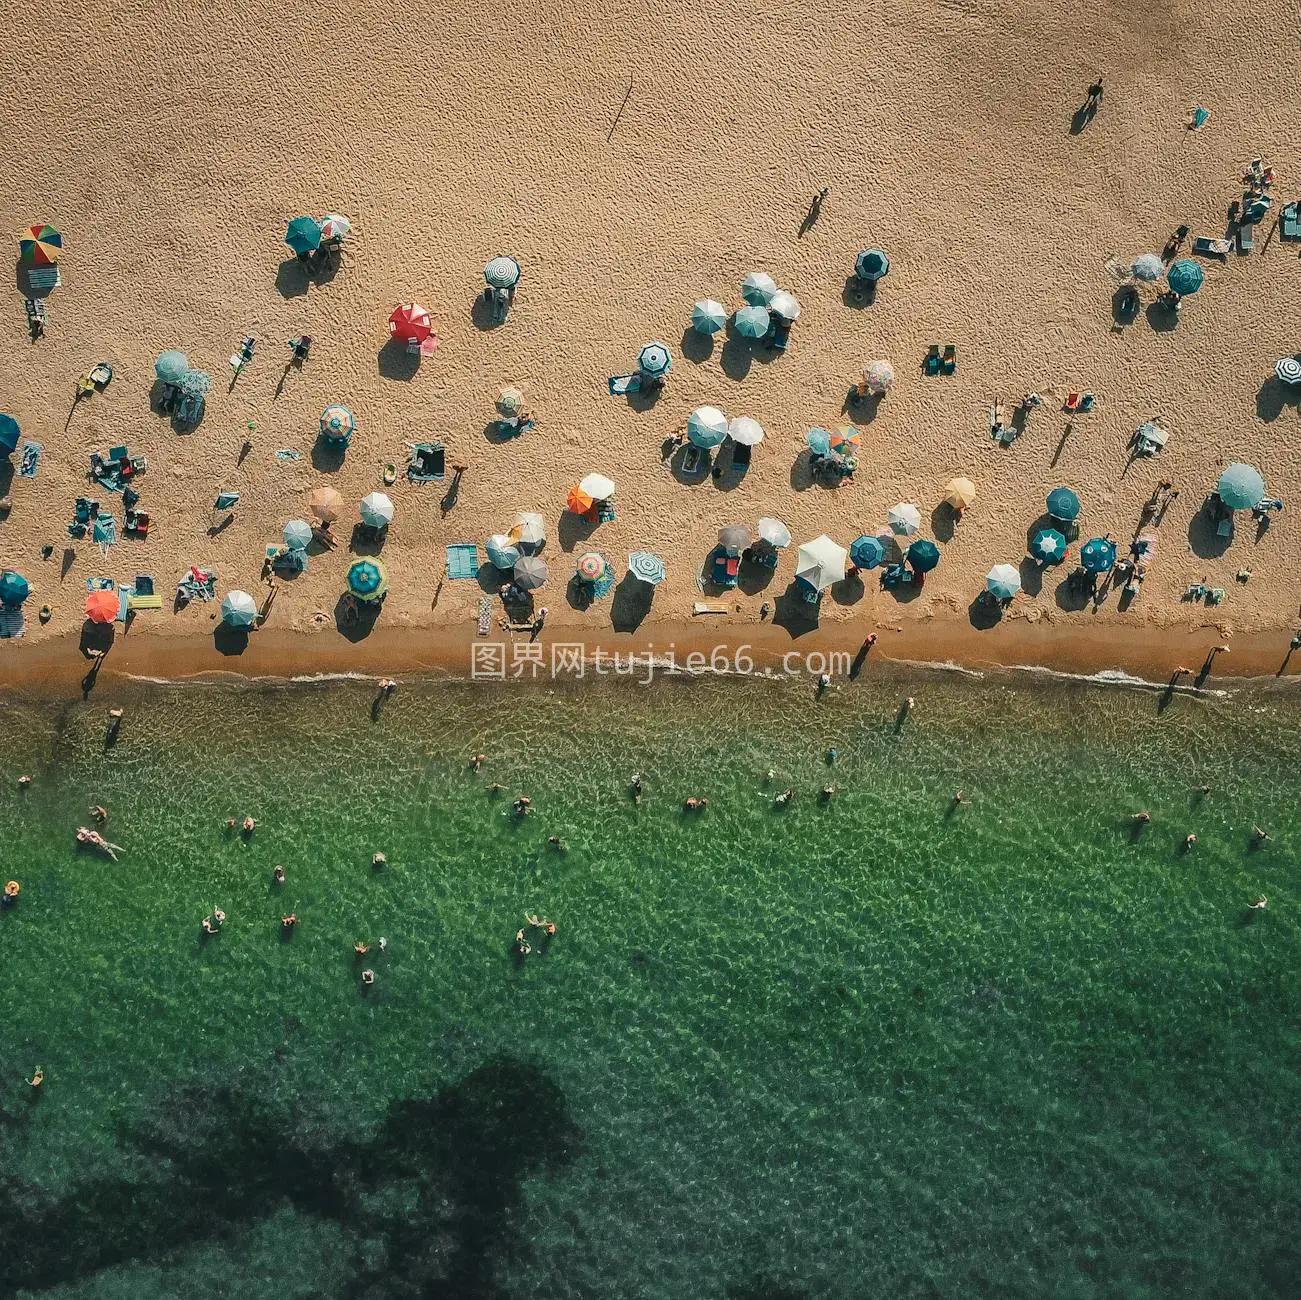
[1080,537,1117,574]
[986,564,1021,600]
[734,305,771,338]
[359,492,394,528]
[283,519,313,550]
[1217,463,1266,510]
[855,248,890,281]
[221,590,258,627]
[691,300,727,334]
[484,256,521,289]
[155,351,188,384]
[887,503,922,536]
[1131,253,1165,281]
[687,405,728,449]
[486,534,521,569]
[741,271,777,305]
[768,289,800,321]
[628,551,665,585]
[638,342,672,377]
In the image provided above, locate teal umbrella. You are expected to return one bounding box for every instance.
[0,413,19,455]
[986,564,1021,600]
[1217,462,1266,510]
[688,405,728,449]
[0,570,30,605]
[628,551,665,585]
[906,538,941,572]
[855,248,890,281]
[1080,537,1117,573]
[1031,527,1068,565]
[178,369,211,398]
[638,342,671,377]
[220,591,258,627]
[1166,258,1204,296]
[806,427,832,456]
[155,351,188,384]
[734,305,770,338]
[850,535,886,569]
[1046,487,1080,521]
[347,559,388,601]
[283,519,313,550]
[285,216,323,254]
[485,534,521,569]
[741,272,777,305]
[691,300,727,334]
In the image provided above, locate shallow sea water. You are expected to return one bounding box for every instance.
[1,669,1299,1298]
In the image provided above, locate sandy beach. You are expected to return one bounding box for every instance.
[3,0,1300,680]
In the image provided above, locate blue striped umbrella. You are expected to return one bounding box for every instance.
[850,535,886,570]
[806,427,833,457]
[1046,487,1081,521]
[691,300,727,334]
[855,248,890,281]
[628,551,665,585]
[1217,462,1265,510]
[283,520,313,550]
[734,305,770,338]
[1031,527,1068,565]
[0,413,19,455]
[0,570,30,605]
[1080,537,1117,574]
[1166,258,1204,296]
[687,405,728,449]
[285,216,323,254]
[741,272,777,305]
[906,538,941,572]
[638,342,671,377]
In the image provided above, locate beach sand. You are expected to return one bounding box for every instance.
[2,0,1299,677]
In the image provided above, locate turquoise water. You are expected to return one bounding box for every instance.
[1,671,1299,1298]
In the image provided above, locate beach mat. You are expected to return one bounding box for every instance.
[447,544,478,579]
[0,607,24,638]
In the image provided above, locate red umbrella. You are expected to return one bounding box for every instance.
[84,589,117,623]
[388,303,432,344]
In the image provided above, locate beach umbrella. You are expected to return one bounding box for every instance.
[347,559,389,603]
[485,534,520,569]
[18,223,61,266]
[388,302,432,343]
[806,427,833,457]
[850,534,887,570]
[1275,357,1301,387]
[576,552,605,582]
[831,427,862,456]
[1217,462,1266,510]
[687,405,728,449]
[309,486,344,522]
[944,476,977,508]
[283,520,313,550]
[496,386,525,416]
[1131,253,1165,281]
[221,591,258,627]
[177,368,211,398]
[285,216,323,254]
[0,413,19,455]
[862,360,894,394]
[1080,537,1117,573]
[319,213,351,240]
[718,525,752,554]
[638,342,672,377]
[513,555,548,590]
[741,271,777,305]
[855,248,890,281]
[628,551,665,585]
[1030,527,1068,565]
[1046,486,1081,522]
[985,564,1021,600]
[154,351,188,384]
[84,589,118,623]
[359,492,394,528]
[319,404,355,444]
[757,517,791,549]
[567,484,594,514]
[1166,258,1204,296]
[691,299,727,334]
[734,304,771,338]
[213,490,240,512]
[795,534,848,592]
[769,289,801,320]
[0,571,30,606]
[579,472,615,501]
[484,256,521,289]
[907,538,942,572]
[887,503,922,536]
[510,511,546,548]
[727,416,765,446]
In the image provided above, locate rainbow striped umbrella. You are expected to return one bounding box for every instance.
[18,224,61,266]
[320,405,355,444]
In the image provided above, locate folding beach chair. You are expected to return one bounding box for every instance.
[731,442,752,475]
[922,345,941,376]
[1281,204,1301,241]
[940,344,957,375]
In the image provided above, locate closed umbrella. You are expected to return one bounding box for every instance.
[221,591,258,627]
[310,486,344,522]
[638,342,671,377]
[0,413,20,455]
[319,213,351,241]
[687,405,728,449]
[628,551,665,585]
[484,256,521,289]
[576,552,605,581]
[1217,463,1266,510]
[320,405,355,444]
[285,216,323,254]
[496,386,525,416]
[741,271,777,305]
[155,351,189,384]
[84,589,117,623]
[907,538,941,572]
[388,303,432,343]
[718,525,752,554]
[1080,537,1117,573]
[986,564,1021,600]
[888,503,922,536]
[769,289,800,320]
[579,472,615,501]
[862,360,894,394]
[1275,357,1301,387]
[855,248,890,281]
[510,512,546,548]
[359,492,394,528]
[1030,527,1068,565]
[347,559,388,602]
[806,427,832,457]
[727,416,764,446]
[1131,253,1165,281]
[213,491,239,512]
[1046,487,1080,522]
[485,534,520,569]
[756,518,791,549]
[513,555,548,590]
[796,535,848,591]
[850,535,887,570]
[0,571,30,605]
[691,299,727,334]
[18,223,61,266]
[283,520,313,550]
[1166,258,1204,296]
[945,477,977,508]
[734,304,771,338]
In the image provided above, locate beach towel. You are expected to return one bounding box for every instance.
[93,514,117,554]
[116,587,133,622]
[274,449,302,462]
[86,577,115,592]
[477,597,493,636]
[0,607,24,638]
[447,544,479,580]
[408,443,445,482]
[176,567,217,602]
[607,373,640,396]
[19,441,41,478]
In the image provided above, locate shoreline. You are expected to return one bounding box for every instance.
[3,613,1298,698]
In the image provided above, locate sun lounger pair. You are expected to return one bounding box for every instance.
[923,345,956,375]
[124,510,150,538]
[1237,222,1256,253]
[608,373,640,396]
[446,544,479,580]
[25,266,60,292]
[407,443,445,482]
[770,320,792,352]
[175,393,204,426]
[0,607,24,638]
[1281,203,1301,241]
[1063,392,1095,413]
[597,500,616,523]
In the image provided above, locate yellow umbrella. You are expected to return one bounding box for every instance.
[944,477,977,509]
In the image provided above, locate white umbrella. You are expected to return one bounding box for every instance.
[727,416,765,446]
[741,271,777,305]
[688,405,729,444]
[757,517,791,549]
[579,472,615,500]
[887,503,922,536]
[768,289,800,320]
[795,535,848,592]
[691,300,727,334]
[986,564,1022,600]
[511,511,546,546]
[320,213,351,240]
[359,492,394,528]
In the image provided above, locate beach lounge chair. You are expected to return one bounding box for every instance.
[446,543,479,579]
[124,510,150,538]
[1063,392,1080,412]
[608,373,640,396]
[24,298,45,337]
[1282,203,1301,241]
[1132,424,1168,456]
[1078,392,1095,413]
[940,345,957,375]
[1238,222,1256,253]
[25,266,60,292]
[408,443,445,482]
[923,345,940,376]
[681,445,704,476]
[19,442,41,478]
[770,320,792,352]
[0,607,24,638]
[175,393,204,426]
[1192,236,1231,258]
[597,499,616,523]
[732,442,752,474]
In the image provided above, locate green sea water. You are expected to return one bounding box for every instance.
[1,669,1299,1299]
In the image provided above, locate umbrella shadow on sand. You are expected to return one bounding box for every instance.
[1018,557,1045,598]
[841,276,877,309]
[1256,376,1300,422]
[1145,299,1180,333]
[1187,500,1234,559]
[719,332,756,382]
[557,511,600,553]
[310,439,346,474]
[968,592,1004,630]
[788,449,822,492]
[610,573,653,632]
[213,623,250,656]
[469,291,499,332]
[930,503,957,544]
[829,574,865,606]
[377,339,421,382]
[349,524,387,557]
[274,258,312,300]
[565,575,594,612]
[737,556,778,596]
[679,327,715,364]
[334,593,381,642]
[771,582,819,639]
